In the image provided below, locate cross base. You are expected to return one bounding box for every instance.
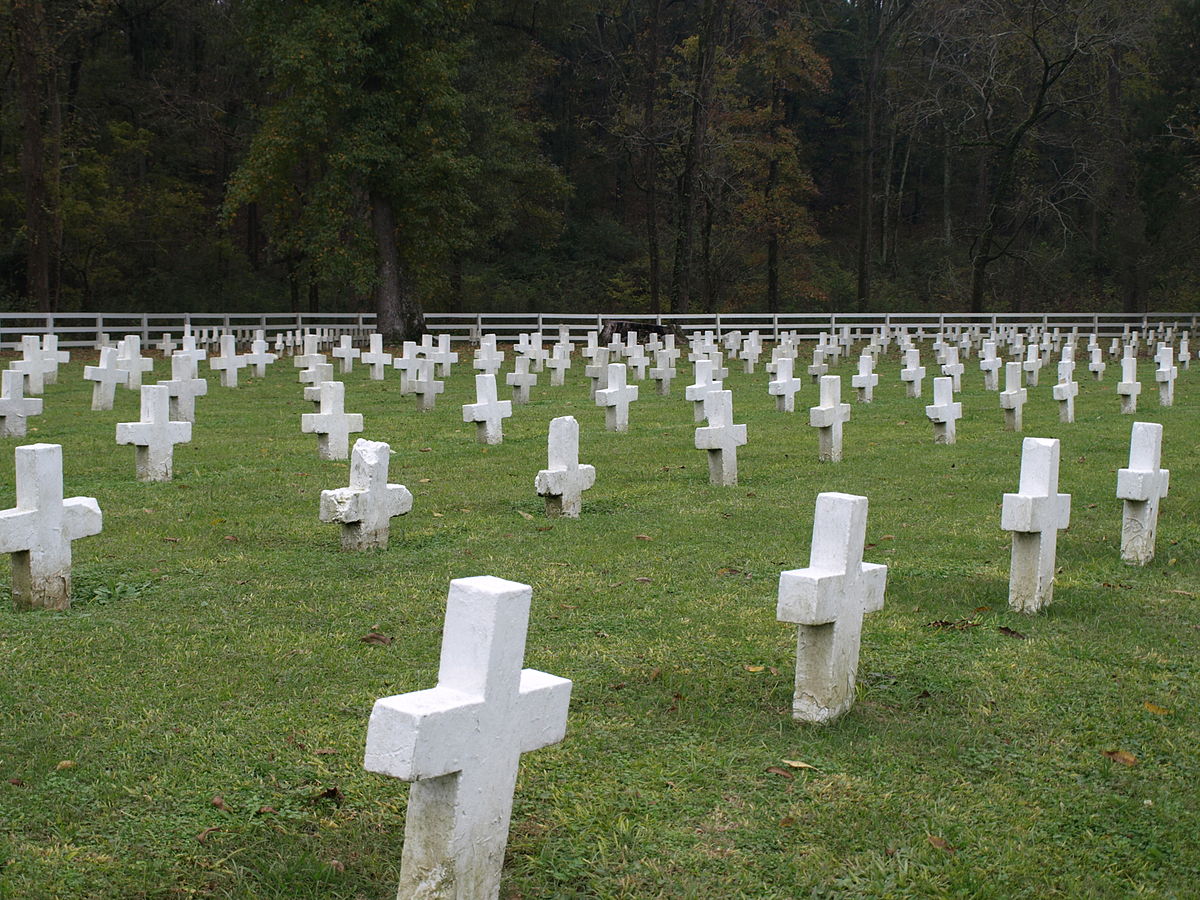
[341,523,390,552]
[11,551,72,611]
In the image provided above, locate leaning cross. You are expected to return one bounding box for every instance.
[535,415,596,517]
[115,384,193,481]
[462,374,512,445]
[320,438,413,550]
[0,443,102,611]
[363,576,572,900]
[776,491,887,724]
[1116,421,1169,566]
[1001,437,1071,614]
[301,381,363,460]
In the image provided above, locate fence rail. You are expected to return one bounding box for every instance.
[0,310,1195,349]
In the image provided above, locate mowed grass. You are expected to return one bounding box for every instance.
[0,343,1197,899]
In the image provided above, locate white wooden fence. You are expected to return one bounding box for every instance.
[0,310,1195,349]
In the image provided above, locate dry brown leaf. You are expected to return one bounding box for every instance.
[313,786,345,805]
[1143,702,1170,716]
[196,826,221,844]
[744,665,765,673]
[256,805,277,815]
[782,759,816,770]
[635,534,653,541]
[517,510,534,520]
[211,795,231,812]
[55,760,75,771]
[634,577,652,583]
[360,632,393,646]
[1101,749,1138,766]
[431,512,444,518]
[161,537,180,543]
[928,835,955,854]
[974,606,992,613]
[997,626,1027,639]
[327,860,346,873]
[418,478,431,483]
[419,447,432,452]
[765,766,794,779]
[779,816,796,827]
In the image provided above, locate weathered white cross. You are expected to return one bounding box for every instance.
[1116,356,1141,414]
[535,415,596,517]
[83,347,130,412]
[332,335,361,374]
[546,346,571,387]
[473,337,504,377]
[648,349,675,396]
[39,334,70,385]
[777,491,887,723]
[1022,344,1042,387]
[506,356,538,405]
[0,369,43,438]
[851,353,878,403]
[1001,437,1071,614]
[695,389,747,486]
[768,356,802,412]
[999,361,1027,431]
[899,348,925,398]
[412,359,444,411]
[1154,345,1177,407]
[301,381,363,459]
[1088,346,1106,381]
[115,384,193,481]
[463,374,513,445]
[1116,421,1169,566]
[245,339,277,378]
[12,336,51,395]
[209,334,248,388]
[684,358,722,423]
[940,346,964,391]
[363,576,572,900]
[117,335,154,390]
[810,375,850,462]
[924,376,962,445]
[1052,363,1079,424]
[980,341,1002,391]
[320,438,413,550]
[595,363,638,432]
[160,352,207,422]
[361,333,393,380]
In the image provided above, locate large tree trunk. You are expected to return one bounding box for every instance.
[642,0,662,314]
[371,191,425,341]
[855,15,882,312]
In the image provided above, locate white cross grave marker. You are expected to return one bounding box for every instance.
[1154,345,1177,407]
[685,358,723,423]
[980,341,1002,391]
[924,376,962,444]
[899,348,925,398]
[851,353,878,403]
[209,334,248,388]
[83,346,130,411]
[474,336,504,377]
[1022,344,1042,387]
[0,443,102,610]
[463,374,513,445]
[1001,437,1071,614]
[0,369,43,438]
[695,389,747,486]
[546,346,571,387]
[361,333,393,380]
[117,335,154,390]
[160,352,207,422]
[245,339,278,378]
[39,334,69,385]
[535,415,596,517]
[293,335,326,382]
[301,381,363,459]
[412,359,444,411]
[12,336,50,395]
[648,349,675,396]
[776,492,886,724]
[332,335,361,374]
[1117,356,1141,414]
[1116,421,1169,566]
[1053,358,1079,424]
[506,356,538,405]
[302,362,335,404]
[1088,346,1106,381]
[595,363,638,432]
[806,347,828,383]
[999,361,1027,431]
[940,346,964,391]
[810,375,850,462]
[115,384,192,481]
[363,576,572,900]
[767,356,802,412]
[320,438,413,550]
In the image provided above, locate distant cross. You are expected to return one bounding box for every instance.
[768,356,802,412]
[649,349,676,396]
[302,362,335,404]
[1178,335,1190,370]
[1052,362,1079,424]
[0,369,43,438]
[999,361,1027,431]
[115,384,192,481]
[850,353,878,403]
[332,335,361,374]
[1116,356,1141,414]
[117,335,154,390]
[1022,344,1042,387]
[293,335,325,381]
[546,346,571,387]
[535,415,596,517]
[776,491,887,723]
[1001,437,1071,614]
[924,376,962,444]
[809,375,850,462]
[363,576,572,900]
[474,336,504,377]
[521,334,546,373]
[432,334,459,377]
[940,346,964,391]
[179,335,206,368]
[626,342,650,380]
[685,358,723,423]
[0,443,102,610]
[301,381,363,459]
[706,349,729,381]
[209,334,248,388]
[161,352,207,422]
[506,356,538,405]
[361,334,393,380]
[584,347,610,399]
[899,349,925,398]
[462,374,512,445]
[695,389,747,486]
[411,359,444,411]
[595,363,638,432]
[39,334,70,386]
[1154,345,1177,407]
[12,336,51,395]
[1116,421,1170,566]
[980,341,1002,391]
[84,346,130,411]
[157,333,177,357]
[1088,346,1106,381]
[320,438,413,550]
[245,339,278,378]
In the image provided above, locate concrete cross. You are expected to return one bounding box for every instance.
[39,334,70,385]
[161,352,207,422]
[1116,356,1141,414]
[332,335,361,374]
[293,335,326,381]
[851,353,878,403]
[1052,367,1079,424]
[0,369,43,438]
[546,346,571,387]
[695,389,747,486]
[810,375,850,463]
[363,576,572,900]
[115,384,193,481]
[12,336,51,395]
[83,346,130,411]
[595,363,638,432]
[807,348,828,383]
[584,347,610,400]
[768,356,802,412]
[940,346,964,391]
[685,358,723,423]
[320,439,413,550]
[302,363,335,404]
[117,335,154,390]
[706,349,729,381]
[474,337,504,377]
[626,342,650,380]
[1001,437,1071,614]
[777,491,887,724]
[209,334,248,388]
[1022,344,1042,387]
[432,334,459,377]
[412,359,444,411]
[157,333,178,357]
[999,361,1027,431]
[520,334,546,373]
[361,333,393,380]
[925,376,962,445]
[301,381,363,459]
[899,348,925,398]
[1179,335,1191,370]
[179,335,206,368]
[535,415,596,517]
[649,349,676,396]
[1117,421,1170,566]
[0,443,102,610]
[1154,345,1177,407]
[1088,346,1106,381]
[506,356,538,405]
[245,339,278,378]
[463,374,512,445]
[980,341,1002,391]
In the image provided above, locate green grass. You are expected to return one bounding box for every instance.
[0,345,1196,899]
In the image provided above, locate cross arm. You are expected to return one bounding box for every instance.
[777,568,844,625]
[515,669,573,753]
[320,486,365,525]
[363,686,481,780]
[0,508,37,553]
[62,497,102,541]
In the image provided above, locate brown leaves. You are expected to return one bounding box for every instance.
[312,786,345,805]
[196,826,222,844]
[211,795,231,812]
[765,766,794,779]
[635,534,653,541]
[517,510,534,521]
[1143,702,1170,716]
[360,631,393,646]
[781,759,816,770]
[926,619,979,631]
[928,835,956,854]
[997,626,1027,640]
[55,760,75,771]
[1101,749,1138,767]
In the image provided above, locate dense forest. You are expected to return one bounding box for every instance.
[2,0,1198,333]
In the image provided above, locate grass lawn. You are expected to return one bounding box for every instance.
[0,343,1197,899]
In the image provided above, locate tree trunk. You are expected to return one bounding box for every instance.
[942,126,952,245]
[14,0,56,312]
[370,190,425,341]
[642,0,662,314]
[855,15,882,312]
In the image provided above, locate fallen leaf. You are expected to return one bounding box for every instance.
[162,537,180,543]
[419,447,432,452]
[634,577,652,584]
[360,632,393,646]
[559,603,577,609]
[779,816,796,827]
[974,606,992,613]
[418,478,431,483]
[635,534,653,541]
[1101,749,1138,766]
[312,786,344,805]
[782,759,816,770]
[196,826,221,844]
[1087,503,1097,509]
[769,666,779,676]
[1143,702,1170,716]
[517,510,534,520]
[431,512,443,518]
[256,805,277,815]
[536,526,553,532]
[744,665,765,673]
[765,766,794,779]
[8,778,26,786]
[881,535,895,541]
[223,535,238,542]
[928,835,955,854]
[327,860,345,873]
[648,667,662,681]
[997,626,1027,639]
[717,567,742,575]
[55,760,75,771]
[212,795,231,812]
